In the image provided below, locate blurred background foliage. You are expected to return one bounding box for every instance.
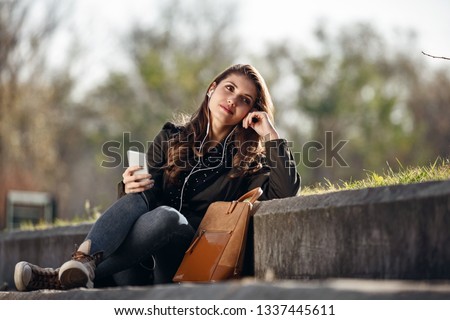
[0,0,449,225]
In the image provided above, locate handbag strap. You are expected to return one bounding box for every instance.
[237,187,263,204]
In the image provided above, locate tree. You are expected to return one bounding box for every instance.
[422,51,450,61]
[262,23,448,186]
[69,0,243,221]
[408,69,450,161]
[0,0,75,227]
[129,0,240,139]
[83,0,241,167]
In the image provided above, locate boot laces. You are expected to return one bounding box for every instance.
[72,251,95,263]
[28,264,62,290]
[71,250,102,265]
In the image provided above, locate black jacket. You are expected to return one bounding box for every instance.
[118,122,300,229]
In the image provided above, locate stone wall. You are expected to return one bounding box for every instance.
[0,224,91,289]
[253,180,450,280]
[1,180,449,290]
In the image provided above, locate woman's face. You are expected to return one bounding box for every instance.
[208,73,257,128]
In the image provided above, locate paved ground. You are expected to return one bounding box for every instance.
[2,278,450,300]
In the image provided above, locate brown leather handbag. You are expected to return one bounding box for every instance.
[172,187,263,282]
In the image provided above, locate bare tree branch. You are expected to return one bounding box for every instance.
[422,51,450,61]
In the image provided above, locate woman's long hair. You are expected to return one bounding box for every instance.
[165,64,274,185]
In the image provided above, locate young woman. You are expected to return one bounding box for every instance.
[14,64,301,291]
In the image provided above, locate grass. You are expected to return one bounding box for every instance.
[17,199,102,231]
[301,157,450,195]
[14,157,450,230]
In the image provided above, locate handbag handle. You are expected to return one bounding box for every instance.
[237,187,263,204]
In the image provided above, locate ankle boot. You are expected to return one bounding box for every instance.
[58,241,102,289]
[14,261,64,291]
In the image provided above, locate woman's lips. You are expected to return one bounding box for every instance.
[219,104,233,114]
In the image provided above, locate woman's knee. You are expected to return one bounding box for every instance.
[152,205,189,227]
[131,205,189,235]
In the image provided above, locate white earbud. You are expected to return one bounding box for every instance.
[207,89,214,98]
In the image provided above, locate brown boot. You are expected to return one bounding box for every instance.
[58,241,102,289]
[14,261,64,291]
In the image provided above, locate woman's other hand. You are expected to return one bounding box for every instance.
[122,166,154,194]
[243,110,279,141]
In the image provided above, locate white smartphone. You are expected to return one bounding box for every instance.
[126,150,148,176]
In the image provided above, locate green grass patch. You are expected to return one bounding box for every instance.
[302,157,450,195]
[13,158,450,230]
[17,200,102,231]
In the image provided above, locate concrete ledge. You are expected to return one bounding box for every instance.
[1,180,449,295]
[253,180,450,280]
[1,279,450,300]
[0,224,91,289]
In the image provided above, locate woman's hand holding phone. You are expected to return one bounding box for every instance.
[123,166,154,194]
[124,150,154,194]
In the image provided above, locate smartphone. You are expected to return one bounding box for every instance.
[126,150,148,176]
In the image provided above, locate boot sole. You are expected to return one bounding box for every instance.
[59,260,93,289]
[14,261,31,291]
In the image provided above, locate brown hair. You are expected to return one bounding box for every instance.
[165,64,274,184]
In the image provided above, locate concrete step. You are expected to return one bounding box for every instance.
[253,180,450,280]
[1,180,449,295]
[1,278,450,300]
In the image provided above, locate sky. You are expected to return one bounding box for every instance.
[48,0,450,97]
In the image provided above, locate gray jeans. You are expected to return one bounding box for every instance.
[84,193,195,286]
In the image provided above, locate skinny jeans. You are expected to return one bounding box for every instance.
[83,193,195,286]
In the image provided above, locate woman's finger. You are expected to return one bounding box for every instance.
[125,179,154,194]
[122,165,145,178]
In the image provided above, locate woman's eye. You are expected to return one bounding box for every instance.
[225,85,234,92]
[242,97,250,105]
